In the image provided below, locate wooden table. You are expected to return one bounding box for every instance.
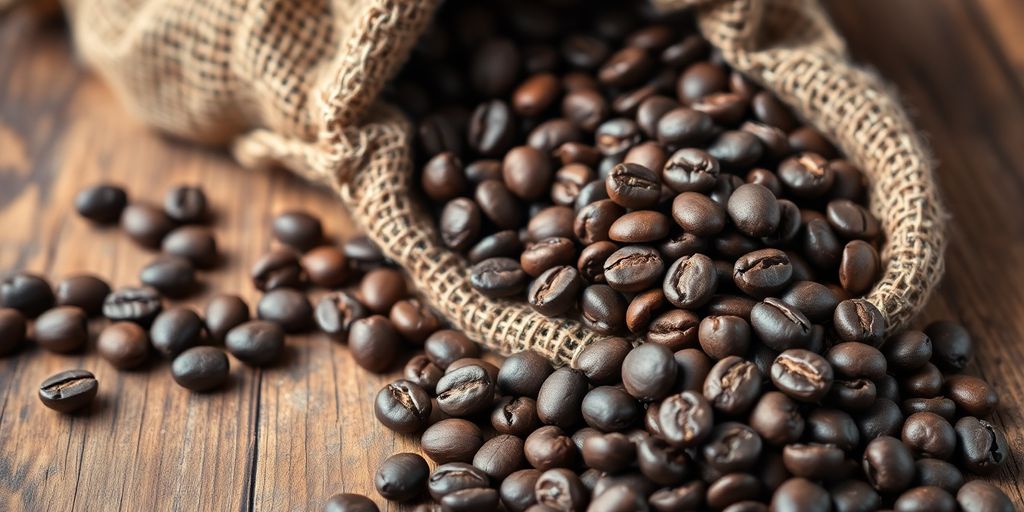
[1,1,1022,510]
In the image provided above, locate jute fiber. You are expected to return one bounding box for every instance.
[40,0,944,365]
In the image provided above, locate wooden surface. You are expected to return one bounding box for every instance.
[1,1,1023,510]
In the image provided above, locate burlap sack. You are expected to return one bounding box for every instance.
[35,0,944,365]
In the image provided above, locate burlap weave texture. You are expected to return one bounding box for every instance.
[43,0,944,365]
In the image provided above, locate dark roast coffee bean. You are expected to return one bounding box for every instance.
[403,355,443,396]
[662,253,717,309]
[863,435,915,493]
[648,481,706,512]
[251,248,306,292]
[838,240,879,295]
[375,452,429,502]
[562,89,608,132]
[572,337,631,386]
[708,130,763,170]
[534,367,588,429]
[829,479,882,512]
[203,294,250,343]
[440,198,484,253]
[608,211,670,243]
[475,179,525,230]
[551,163,594,207]
[595,118,641,156]
[528,118,583,155]
[749,391,804,445]
[575,199,624,244]
[900,362,943,398]
[97,322,149,369]
[587,484,647,512]
[348,316,401,373]
[301,246,350,288]
[224,320,284,366]
[778,153,833,198]
[374,379,432,434]
[272,211,322,251]
[257,288,312,333]
[324,493,376,512]
[636,95,679,138]
[621,343,677,402]
[469,230,523,264]
[579,284,627,335]
[39,369,98,413]
[315,291,367,340]
[343,235,384,271]
[528,206,575,241]
[702,422,762,473]
[805,408,860,451]
[924,320,973,372]
[503,146,552,201]
[75,183,127,223]
[103,286,163,326]
[945,374,997,417]
[706,294,757,320]
[422,419,483,464]
[140,255,197,296]
[524,425,578,470]
[902,397,956,420]
[441,487,500,511]
[826,199,879,240]
[895,486,957,512]
[581,432,635,473]
[54,275,110,316]
[557,143,602,169]
[34,306,88,353]
[750,298,812,351]
[625,288,664,333]
[1,273,54,317]
[578,241,618,284]
[427,462,490,501]
[899,411,956,460]
[704,356,761,414]
[663,148,719,194]
[856,397,904,441]
[832,298,885,346]
[580,386,641,432]
[528,265,583,317]
[436,364,495,417]
[827,342,887,380]
[604,246,664,293]
[150,307,205,358]
[670,349,710,392]
[120,203,174,248]
[387,298,440,345]
[472,434,525,481]
[468,101,516,158]
[624,141,668,173]
[957,480,1014,512]
[884,330,933,373]
[495,350,550,398]
[914,459,963,494]
[771,349,833,402]
[535,468,589,512]
[425,330,479,370]
[358,267,406,314]
[671,192,726,237]
[656,391,713,448]
[955,416,1008,475]
[697,315,750,360]
[677,61,726,103]
[770,478,830,512]
[645,309,699,350]
[491,396,540,437]
[171,346,229,392]
[733,249,792,298]
[470,257,528,298]
[605,163,661,209]
[657,108,714,147]
[163,185,207,223]
[501,469,541,512]
[0,308,27,356]
[521,237,575,277]
[801,218,842,270]
[782,443,845,477]
[779,280,837,323]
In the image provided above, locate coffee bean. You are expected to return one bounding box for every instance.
[770,478,830,512]
[704,356,761,414]
[171,346,228,392]
[97,322,149,369]
[1,273,54,317]
[605,162,660,209]
[957,480,1014,512]
[272,211,322,251]
[250,248,306,292]
[832,298,885,346]
[702,422,762,473]
[648,480,705,512]
[224,320,284,367]
[912,459,963,494]
[521,237,575,277]
[75,184,128,223]
[862,435,915,493]
[257,288,312,333]
[770,349,833,403]
[500,469,541,512]
[623,141,668,173]
[671,191,726,237]
[732,249,792,298]
[39,369,98,413]
[697,315,751,360]
[0,308,27,356]
[838,240,879,295]
[528,206,574,242]
[436,364,495,417]
[955,416,1008,475]
[163,185,207,224]
[470,434,525,481]
[502,146,552,201]
[902,397,956,420]
[574,199,624,244]
[425,330,479,370]
[571,338,630,387]
[608,211,670,243]
[924,320,973,373]
[944,374,997,418]
[749,391,804,446]
[200,294,250,343]
[475,180,525,230]
[466,101,516,159]
[422,418,483,464]
[708,129,763,170]
[677,61,726,103]
[581,432,635,474]
[468,231,524,264]
[121,203,175,248]
[750,298,812,351]
[578,241,618,284]
[826,199,880,241]
[374,379,432,434]
[621,343,677,402]
[148,307,204,358]
[357,267,405,314]
[829,479,882,512]
[663,148,719,193]
[490,396,540,437]
[103,286,163,326]
[895,486,958,512]
[528,118,583,155]
[662,253,717,309]
[528,265,583,317]
[778,153,833,198]
[595,118,642,157]
[385,299,440,345]
[827,342,887,381]
[782,443,845,478]
[525,425,577,470]
[533,367,588,429]
[427,462,490,501]
[348,315,401,373]
[374,452,428,502]
[705,294,757,320]
[778,280,837,323]
[603,246,664,293]
[884,330,933,373]
[315,291,368,341]
[645,309,699,350]
[652,391,711,448]
[300,246,350,288]
[34,306,88,353]
[535,468,589,511]
[580,284,627,334]
[54,274,110,316]
[440,198,484,252]
[441,487,500,511]
[323,493,378,512]
[625,288,664,333]
[579,386,641,432]
[140,255,197,297]
[342,235,384,271]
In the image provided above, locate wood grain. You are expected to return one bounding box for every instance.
[0,1,1022,510]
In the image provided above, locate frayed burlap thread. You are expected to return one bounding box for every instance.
[44,0,944,365]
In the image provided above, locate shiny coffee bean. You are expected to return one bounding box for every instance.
[528,265,583,317]
[621,343,678,402]
[97,322,149,369]
[422,418,483,464]
[348,315,401,373]
[606,163,661,209]
[833,298,886,346]
[827,342,887,380]
[120,203,174,248]
[884,330,933,373]
[863,436,916,493]
[162,226,218,268]
[771,349,834,402]
[75,183,127,223]
[702,422,762,473]
[503,146,553,201]
[251,248,306,292]
[604,246,665,293]
[521,237,575,277]
[436,364,495,417]
[537,367,589,429]
[955,416,1008,475]
[140,255,197,297]
[524,425,578,471]
[34,306,88,353]
[374,379,432,434]
[203,294,250,343]
[924,320,973,373]
[671,191,725,237]
[163,185,207,223]
[1,273,54,318]
[54,274,110,316]
[581,432,635,473]
[895,486,957,512]
[171,346,229,392]
[575,199,624,245]
[103,286,163,326]
[535,468,589,511]
[662,253,717,309]
[750,298,812,351]
[580,284,628,335]
[425,330,479,370]
[39,369,98,413]
[770,478,830,512]
[427,462,490,501]
[257,288,312,333]
[315,291,367,341]
[573,337,631,386]
[301,247,350,288]
[732,249,791,298]
[358,268,407,314]
[225,320,284,367]
[749,391,804,446]
[704,356,761,414]
[698,315,751,360]
[375,452,429,502]
[779,280,837,323]
[957,480,1014,512]
[272,211,322,251]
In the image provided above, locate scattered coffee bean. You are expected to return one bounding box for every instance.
[75,184,128,223]
[0,308,27,356]
[257,288,313,333]
[302,246,350,288]
[225,320,284,366]
[39,369,98,413]
[150,307,205,358]
[163,185,208,224]
[273,211,323,251]
[120,203,175,248]
[324,493,379,512]
[140,255,197,296]
[251,248,307,291]
[34,306,89,353]
[54,274,110,316]
[1,272,54,317]
[97,322,150,369]
[170,346,229,392]
[203,294,250,343]
[103,286,163,326]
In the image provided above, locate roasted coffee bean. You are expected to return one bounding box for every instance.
[898,411,956,460]
[608,210,670,243]
[224,320,284,366]
[103,286,163,326]
[343,235,384,271]
[838,240,879,295]
[656,108,717,154]
[914,459,964,493]
[471,434,525,481]
[957,480,1014,512]
[503,146,552,201]
[120,203,174,248]
[475,179,525,230]
[272,211,322,251]
[895,486,957,512]
[671,192,726,237]
[574,199,624,244]
[801,218,842,270]
[955,416,1008,475]
[605,163,660,209]
[556,143,601,169]
[595,118,641,156]
[621,343,677,402]
[704,356,761,414]
[581,432,635,473]
[592,472,659,501]
[732,249,791,298]
[54,275,110,316]
[39,369,98,413]
[636,95,679,139]
[257,288,312,333]
[490,396,540,437]
[902,397,956,420]
[34,306,88,353]
[856,397,904,441]
[706,294,757,320]
[662,253,717,309]
[358,268,406,314]
[770,478,830,512]
[468,101,516,158]
[534,367,588,429]
[655,391,712,448]
[97,322,149,369]
[427,462,490,501]
[827,342,887,381]
[163,185,207,223]
[648,481,705,512]
[521,237,575,277]
[528,265,583,317]
[826,199,879,240]
[771,349,833,403]
[422,418,483,464]
[551,164,594,207]
[805,408,859,451]
[944,374,997,417]
[705,473,760,511]
[576,284,625,334]
[535,468,589,512]
[528,206,574,242]
[348,315,401,373]
[863,436,915,493]
[500,469,541,512]
[469,258,528,299]
[749,391,804,445]
[159,222,216,265]
[760,199,801,248]
[525,425,577,470]
[440,198,483,252]
[723,184,779,238]
[749,91,796,130]
[697,315,750,360]
[750,298,812,351]
[140,255,197,296]
[623,141,668,174]
[707,130,763,170]
[171,346,229,392]
[645,309,699,350]
[441,487,500,511]
[702,422,761,473]
[924,320,973,372]
[1,273,54,318]
[0,308,27,356]
[580,386,641,432]
[778,152,833,198]
[315,291,367,340]
[469,230,524,264]
[562,89,608,132]
[782,443,845,477]
[203,294,250,343]
[677,61,727,103]
[571,337,630,386]
[901,362,943,398]
[75,183,127,223]
[149,307,205,358]
[662,148,719,193]
[425,330,479,370]
[833,298,885,346]
[884,330,932,373]
[495,350,550,398]
[528,118,583,155]
[578,241,618,284]
[587,484,647,512]
[779,280,837,323]
[323,493,379,512]
[374,379,432,434]
[625,288,664,333]
[829,480,882,512]
[375,452,429,502]
[301,247,350,288]
[387,299,440,345]
[402,356,443,396]
[418,110,463,156]
[604,246,664,293]
[436,364,495,417]
[251,248,306,292]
